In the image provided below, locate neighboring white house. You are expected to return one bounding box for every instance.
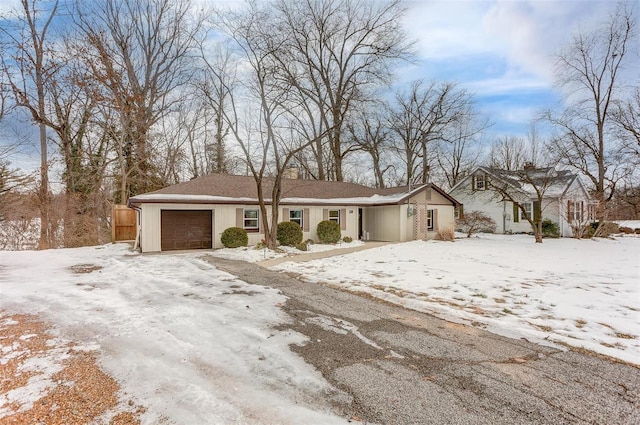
[128,173,461,252]
[449,166,597,237]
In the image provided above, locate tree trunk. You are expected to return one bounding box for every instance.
[37,123,50,250]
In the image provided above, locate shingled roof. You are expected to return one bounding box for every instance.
[128,173,459,207]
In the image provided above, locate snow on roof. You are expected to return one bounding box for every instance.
[129,190,416,206]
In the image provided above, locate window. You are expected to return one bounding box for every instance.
[587,203,597,221]
[454,205,463,219]
[289,209,303,228]
[328,209,340,224]
[474,174,486,190]
[427,209,434,230]
[521,202,532,221]
[243,209,259,231]
[568,200,585,222]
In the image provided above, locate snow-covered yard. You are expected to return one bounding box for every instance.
[0,245,345,424]
[1,233,639,422]
[274,234,640,365]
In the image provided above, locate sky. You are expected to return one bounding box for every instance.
[1,232,638,420]
[1,0,637,175]
[400,0,627,135]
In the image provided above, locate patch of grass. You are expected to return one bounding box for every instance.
[501,288,512,292]
[471,293,487,298]
[600,341,625,349]
[575,319,587,329]
[502,308,514,315]
[493,298,506,304]
[615,332,636,340]
[533,324,552,332]
[69,264,103,274]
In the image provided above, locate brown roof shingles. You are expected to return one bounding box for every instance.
[128,173,459,206]
[140,174,404,199]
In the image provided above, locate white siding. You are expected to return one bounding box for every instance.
[363,205,402,241]
[139,203,360,252]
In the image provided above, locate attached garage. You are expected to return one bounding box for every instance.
[160,210,213,251]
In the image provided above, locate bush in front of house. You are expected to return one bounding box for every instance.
[296,241,308,251]
[342,236,353,243]
[220,227,248,248]
[276,221,303,246]
[591,221,619,237]
[541,219,560,238]
[456,211,496,238]
[435,228,455,241]
[316,220,341,244]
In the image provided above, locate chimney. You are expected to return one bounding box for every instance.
[523,162,535,170]
[283,167,299,179]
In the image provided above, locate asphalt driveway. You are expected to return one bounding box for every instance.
[206,255,640,425]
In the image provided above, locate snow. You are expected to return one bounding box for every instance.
[130,192,415,206]
[0,244,345,424]
[273,234,640,365]
[209,240,364,263]
[2,234,639,422]
[616,220,640,229]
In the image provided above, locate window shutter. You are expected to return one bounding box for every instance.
[303,208,310,232]
[323,209,328,221]
[236,208,243,227]
[513,203,519,223]
[340,208,347,230]
[580,201,584,220]
[567,200,572,221]
[533,201,540,222]
[283,208,289,222]
[459,205,464,219]
[471,176,476,191]
[433,209,438,230]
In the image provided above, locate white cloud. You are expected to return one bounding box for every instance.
[405,0,616,83]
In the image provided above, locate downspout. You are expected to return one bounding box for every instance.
[503,201,507,234]
[128,202,142,252]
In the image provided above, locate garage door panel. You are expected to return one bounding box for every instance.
[161,210,212,251]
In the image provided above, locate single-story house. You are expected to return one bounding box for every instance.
[449,166,597,237]
[127,173,461,252]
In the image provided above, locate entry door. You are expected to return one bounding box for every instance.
[161,210,213,251]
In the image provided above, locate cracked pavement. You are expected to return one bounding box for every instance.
[206,256,640,425]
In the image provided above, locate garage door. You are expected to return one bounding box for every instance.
[161,210,213,251]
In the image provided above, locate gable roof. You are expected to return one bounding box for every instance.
[128,173,460,207]
[450,166,591,199]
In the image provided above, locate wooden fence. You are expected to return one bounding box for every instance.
[112,205,137,242]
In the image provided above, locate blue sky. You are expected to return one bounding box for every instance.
[400,0,634,137]
[1,0,637,174]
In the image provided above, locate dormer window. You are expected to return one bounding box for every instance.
[474,174,486,190]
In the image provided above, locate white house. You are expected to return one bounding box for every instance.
[449,166,596,237]
[128,173,462,252]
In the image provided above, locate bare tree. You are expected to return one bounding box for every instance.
[434,109,489,190]
[487,164,563,243]
[273,0,412,181]
[488,136,528,171]
[195,38,235,175]
[389,80,472,185]
[76,0,203,202]
[613,86,640,160]
[544,4,637,219]
[218,3,320,249]
[1,0,62,249]
[346,106,393,188]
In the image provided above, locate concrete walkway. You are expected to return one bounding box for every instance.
[257,241,392,267]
